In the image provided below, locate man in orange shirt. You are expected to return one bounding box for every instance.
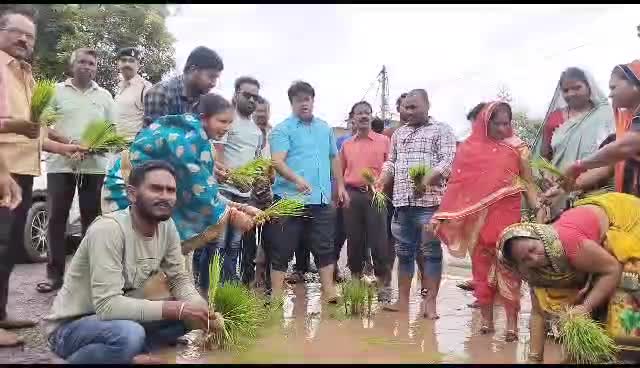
[0,6,84,347]
[340,101,391,289]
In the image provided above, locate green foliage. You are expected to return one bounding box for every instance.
[0,4,176,96]
[513,111,543,148]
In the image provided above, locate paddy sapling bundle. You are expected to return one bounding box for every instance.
[31,79,60,127]
[408,165,432,192]
[339,278,376,317]
[204,252,267,351]
[361,168,388,211]
[227,157,274,193]
[80,119,128,153]
[556,308,618,364]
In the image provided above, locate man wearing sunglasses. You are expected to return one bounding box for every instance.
[211,76,263,285]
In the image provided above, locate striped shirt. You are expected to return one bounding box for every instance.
[381,117,456,208]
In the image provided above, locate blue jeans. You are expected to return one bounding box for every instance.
[49,315,187,364]
[217,190,246,283]
[390,206,442,277]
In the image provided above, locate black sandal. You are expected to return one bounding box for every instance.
[36,280,62,293]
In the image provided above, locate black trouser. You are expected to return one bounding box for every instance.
[293,229,315,273]
[267,202,335,273]
[0,174,33,319]
[47,173,104,282]
[334,206,347,264]
[343,187,390,277]
[240,227,256,285]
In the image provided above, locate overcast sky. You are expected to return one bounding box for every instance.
[166,4,640,138]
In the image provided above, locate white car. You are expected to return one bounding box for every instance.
[23,158,83,263]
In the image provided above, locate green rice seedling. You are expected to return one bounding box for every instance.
[208,252,222,308]
[557,309,618,364]
[31,79,57,125]
[204,252,276,351]
[409,165,432,190]
[253,197,306,225]
[361,168,388,211]
[80,119,128,153]
[210,282,265,350]
[339,278,376,317]
[227,157,274,192]
[530,157,565,179]
[39,107,62,127]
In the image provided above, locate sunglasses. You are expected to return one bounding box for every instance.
[240,91,260,101]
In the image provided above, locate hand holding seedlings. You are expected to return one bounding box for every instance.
[229,207,255,232]
[175,302,210,330]
[31,79,61,128]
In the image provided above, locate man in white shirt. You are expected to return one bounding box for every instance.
[114,47,152,141]
[212,77,262,285]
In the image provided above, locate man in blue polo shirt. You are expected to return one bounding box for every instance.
[267,80,349,302]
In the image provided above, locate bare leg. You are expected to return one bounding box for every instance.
[319,264,339,303]
[383,274,411,312]
[479,304,495,334]
[270,269,286,301]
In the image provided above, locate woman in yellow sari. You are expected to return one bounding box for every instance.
[497,192,640,362]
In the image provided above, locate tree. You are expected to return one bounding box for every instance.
[512,110,543,148]
[1,4,176,95]
[495,86,543,148]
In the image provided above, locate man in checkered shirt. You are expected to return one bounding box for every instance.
[375,88,456,318]
[142,46,223,127]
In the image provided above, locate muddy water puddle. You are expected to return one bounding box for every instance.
[158,258,564,364]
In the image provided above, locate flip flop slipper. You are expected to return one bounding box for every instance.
[36,281,62,294]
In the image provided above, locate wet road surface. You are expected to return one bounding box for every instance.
[4,252,569,364]
[158,254,565,364]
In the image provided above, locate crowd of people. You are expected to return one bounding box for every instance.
[1,5,640,364]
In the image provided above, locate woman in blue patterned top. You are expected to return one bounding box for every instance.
[101,94,261,265]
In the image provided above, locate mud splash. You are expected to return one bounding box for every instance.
[159,257,564,364]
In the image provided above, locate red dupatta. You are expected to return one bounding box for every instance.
[434,101,525,257]
[614,60,640,193]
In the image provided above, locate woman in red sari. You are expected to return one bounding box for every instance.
[432,101,543,341]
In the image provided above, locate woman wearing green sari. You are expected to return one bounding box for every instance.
[532,67,615,218]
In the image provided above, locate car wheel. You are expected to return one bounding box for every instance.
[23,201,49,263]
